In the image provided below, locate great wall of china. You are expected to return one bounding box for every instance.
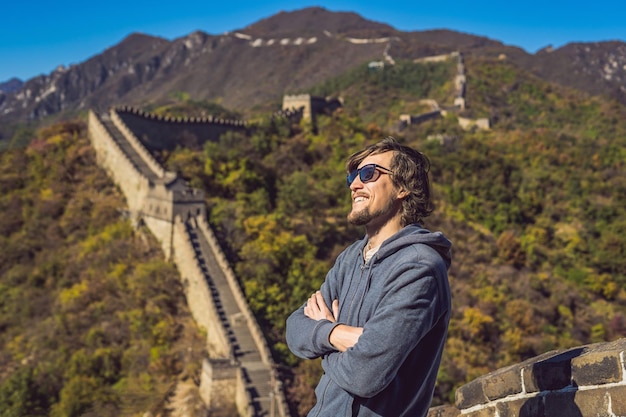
[86,45,626,417]
[227,30,489,131]
[88,107,289,417]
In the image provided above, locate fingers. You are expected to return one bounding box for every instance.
[314,291,325,307]
[304,291,320,319]
[304,292,339,322]
[308,291,321,309]
[315,292,333,318]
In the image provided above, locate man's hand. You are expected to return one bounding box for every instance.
[303,291,363,352]
[304,291,338,322]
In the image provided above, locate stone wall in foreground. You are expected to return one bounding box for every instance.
[428,338,626,417]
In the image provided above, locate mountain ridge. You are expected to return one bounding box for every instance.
[0,7,625,140]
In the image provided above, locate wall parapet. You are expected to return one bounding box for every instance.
[398,51,492,132]
[282,94,342,122]
[113,105,250,151]
[173,216,233,359]
[414,51,459,64]
[115,105,249,127]
[457,116,490,131]
[400,110,442,126]
[196,216,292,417]
[88,110,139,177]
[273,107,303,121]
[197,216,273,366]
[428,338,626,417]
[110,108,170,180]
[87,110,149,213]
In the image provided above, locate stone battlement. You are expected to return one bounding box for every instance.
[115,105,248,127]
[282,94,342,122]
[88,108,290,417]
[398,51,491,132]
[429,338,626,417]
[229,29,400,49]
[113,106,249,151]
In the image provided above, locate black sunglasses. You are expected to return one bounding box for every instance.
[347,164,394,187]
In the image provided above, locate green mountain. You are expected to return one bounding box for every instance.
[1,52,625,417]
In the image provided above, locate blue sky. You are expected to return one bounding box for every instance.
[2,0,625,83]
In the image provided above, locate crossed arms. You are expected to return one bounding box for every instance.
[286,262,444,398]
[304,291,363,352]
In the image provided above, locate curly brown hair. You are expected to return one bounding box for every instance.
[346,136,433,226]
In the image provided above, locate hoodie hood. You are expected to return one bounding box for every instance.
[369,224,452,269]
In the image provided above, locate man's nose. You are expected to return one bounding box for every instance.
[350,176,364,191]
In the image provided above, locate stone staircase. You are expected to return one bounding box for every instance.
[186,220,274,416]
[99,113,161,182]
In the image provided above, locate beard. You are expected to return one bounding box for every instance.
[348,198,397,226]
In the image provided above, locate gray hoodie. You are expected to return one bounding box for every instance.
[286,224,452,417]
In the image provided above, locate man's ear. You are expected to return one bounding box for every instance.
[396,189,410,200]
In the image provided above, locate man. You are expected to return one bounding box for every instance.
[286,137,452,417]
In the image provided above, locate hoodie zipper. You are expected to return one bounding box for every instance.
[313,254,366,417]
[354,256,376,324]
[346,255,375,324]
[312,375,331,417]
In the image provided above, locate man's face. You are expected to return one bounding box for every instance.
[347,151,402,227]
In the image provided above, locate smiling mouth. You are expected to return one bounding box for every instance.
[353,196,368,203]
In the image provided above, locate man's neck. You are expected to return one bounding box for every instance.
[365,217,404,249]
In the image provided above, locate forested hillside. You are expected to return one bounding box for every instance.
[160,56,626,414]
[1,54,625,417]
[0,123,205,416]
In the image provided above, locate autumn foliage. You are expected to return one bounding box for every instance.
[2,56,626,416]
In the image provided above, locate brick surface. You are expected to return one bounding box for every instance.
[523,347,585,392]
[455,378,488,410]
[516,350,557,393]
[495,397,543,417]
[544,390,584,416]
[483,363,524,400]
[571,349,622,386]
[573,388,613,417]
[427,405,461,417]
[584,338,626,354]
[461,405,496,417]
[604,386,626,415]
[451,340,626,417]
